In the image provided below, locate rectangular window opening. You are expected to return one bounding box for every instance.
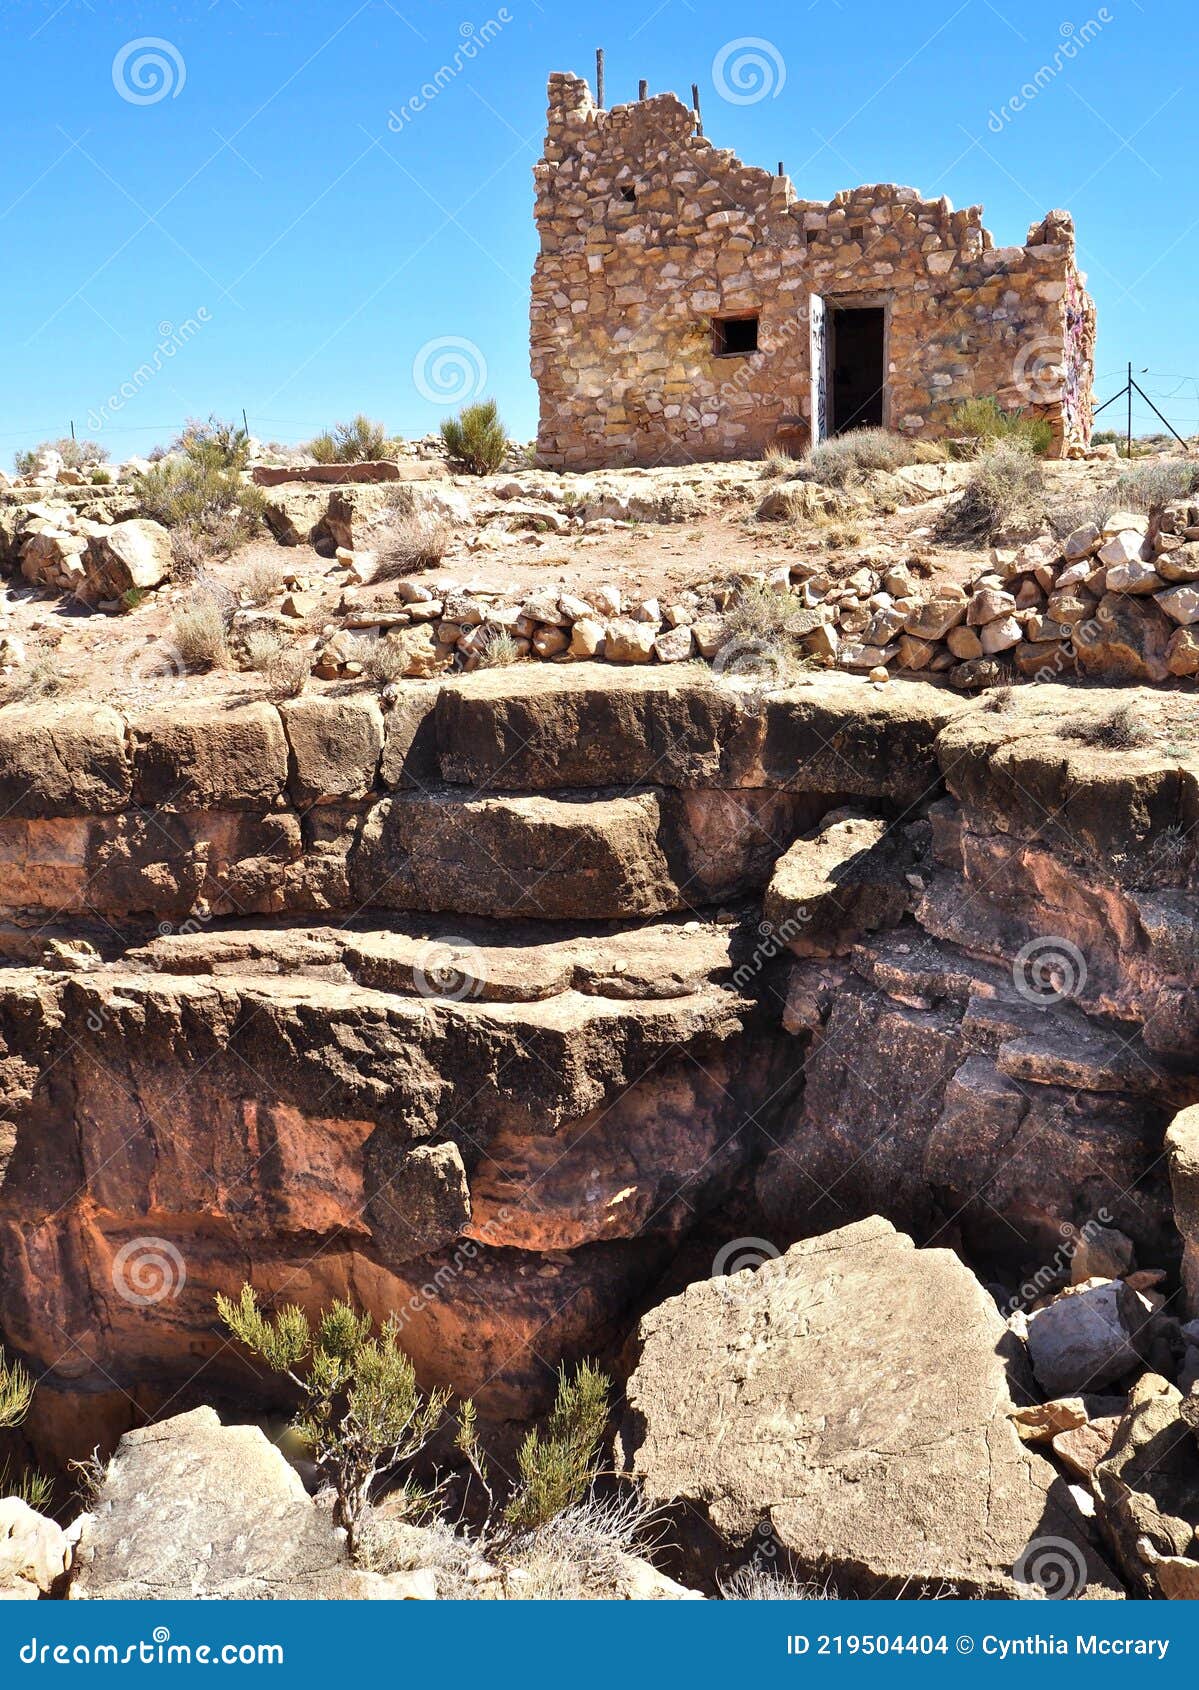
[713,314,760,356]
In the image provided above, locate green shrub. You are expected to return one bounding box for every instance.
[172,415,251,469]
[937,438,1046,542]
[0,1344,50,1510]
[440,400,508,476]
[219,1287,449,1555]
[502,1362,609,1534]
[135,457,264,560]
[477,627,524,667]
[797,427,919,487]
[309,415,391,464]
[949,396,1053,456]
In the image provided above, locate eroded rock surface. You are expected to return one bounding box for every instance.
[619,1217,1121,1597]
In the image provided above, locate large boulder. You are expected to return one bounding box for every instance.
[0,1498,71,1597]
[69,1407,421,1599]
[1092,1374,1199,1598]
[1167,1104,1199,1313]
[618,1217,1120,1597]
[83,519,173,597]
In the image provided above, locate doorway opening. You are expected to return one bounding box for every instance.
[829,305,885,434]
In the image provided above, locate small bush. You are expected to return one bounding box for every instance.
[937,439,1046,543]
[172,416,250,470]
[309,415,391,464]
[502,1362,609,1535]
[13,436,110,476]
[797,427,919,488]
[361,634,410,685]
[1046,492,1116,542]
[243,560,281,607]
[949,396,1053,456]
[135,458,264,562]
[172,590,229,670]
[1113,458,1199,516]
[440,400,508,476]
[719,1565,839,1600]
[722,579,812,645]
[263,648,310,699]
[0,1344,50,1511]
[219,1287,449,1555]
[477,627,523,667]
[377,513,452,579]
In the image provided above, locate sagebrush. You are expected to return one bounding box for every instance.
[440,400,508,475]
[309,415,392,464]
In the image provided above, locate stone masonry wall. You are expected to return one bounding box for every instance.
[531,73,1096,469]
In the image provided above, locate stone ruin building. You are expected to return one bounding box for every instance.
[530,71,1096,470]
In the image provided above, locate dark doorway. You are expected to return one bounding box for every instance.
[830,306,885,433]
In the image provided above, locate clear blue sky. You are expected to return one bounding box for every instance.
[1,0,1194,462]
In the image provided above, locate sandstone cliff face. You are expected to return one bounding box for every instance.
[0,669,1194,1462]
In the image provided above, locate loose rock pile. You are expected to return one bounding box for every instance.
[1,498,172,609]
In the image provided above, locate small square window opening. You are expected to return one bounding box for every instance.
[713,315,760,356]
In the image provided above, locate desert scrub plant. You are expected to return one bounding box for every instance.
[309,414,392,464]
[218,1288,450,1555]
[242,559,281,607]
[949,395,1053,456]
[0,647,71,704]
[936,439,1046,543]
[172,415,251,469]
[758,445,796,479]
[376,513,452,578]
[135,458,264,559]
[172,589,229,670]
[476,627,523,667]
[13,436,109,475]
[1113,457,1199,516]
[719,1565,839,1600]
[796,427,919,487]
[0,1343,51,1511]
[440,400,508,476]
[500,1361,609,1535]
[1046,491,1116,541]
[1066,702,1154,751]
[360,634,411,685]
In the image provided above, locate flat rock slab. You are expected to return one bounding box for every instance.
[619,1216,1121,1598]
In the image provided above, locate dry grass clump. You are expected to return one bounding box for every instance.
[719,1564,839,1600]
[758,445,796,479]
[476,628,523,668]
[936,439,1046,543]
[376,513,452,579]
[172,589,229,670]
[0,647,72,704]
[1066,702,1154,751]
[242,560,281,607]
[796,427,920,488]
[309,414,392,464]
[360,634,410,685]
[1113,457,1199,516]
[1046,491,1116,541]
